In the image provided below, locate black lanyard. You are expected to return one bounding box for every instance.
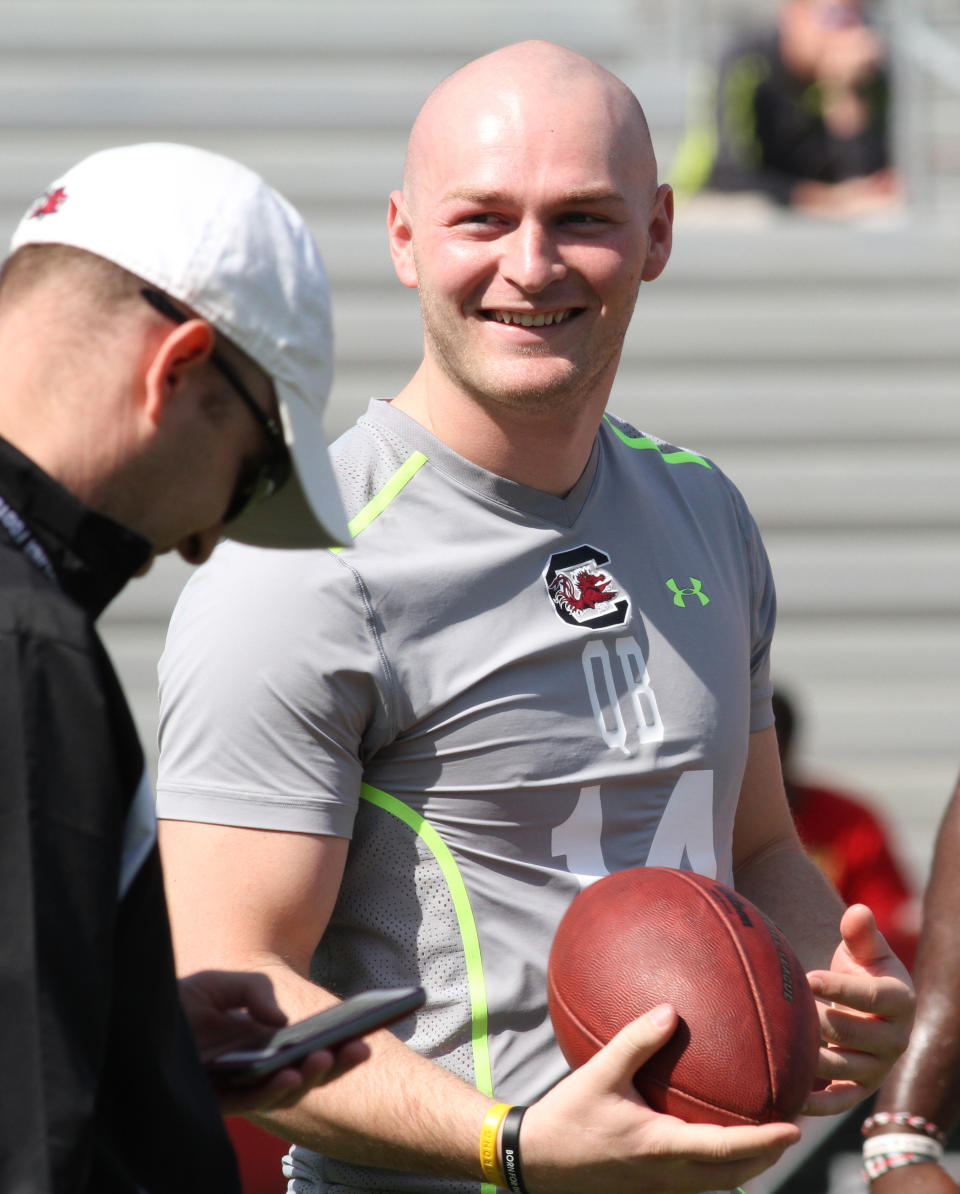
[0,492,58,585]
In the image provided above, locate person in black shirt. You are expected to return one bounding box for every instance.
[680,0,902,217]
[0,143,362,1194]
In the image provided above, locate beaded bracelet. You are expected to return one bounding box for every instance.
[862,1111,947,1145]
[499,1105,529,1194]
[864,1154,938,1182]
[479,1102,511,1188]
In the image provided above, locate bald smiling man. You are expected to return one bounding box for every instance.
[155,42,913,1194]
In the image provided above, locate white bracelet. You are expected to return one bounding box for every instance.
[862,1132,945,1180]
[863,1133,944,1163]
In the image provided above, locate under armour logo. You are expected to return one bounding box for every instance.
[666,577,710,608]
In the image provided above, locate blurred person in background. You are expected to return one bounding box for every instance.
[774,687,919,972]
[675,0,903,218]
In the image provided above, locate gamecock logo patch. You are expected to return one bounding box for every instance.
[543,545,631,628]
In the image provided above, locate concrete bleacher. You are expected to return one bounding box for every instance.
[1,0,958,900]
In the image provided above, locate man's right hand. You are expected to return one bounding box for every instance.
[520,1003,801,1194]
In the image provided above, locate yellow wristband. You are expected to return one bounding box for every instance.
[479,1102,512,1188]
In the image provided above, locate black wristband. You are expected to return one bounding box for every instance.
[499,1104,528,1194]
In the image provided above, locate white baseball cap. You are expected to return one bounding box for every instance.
[10,141,350,548]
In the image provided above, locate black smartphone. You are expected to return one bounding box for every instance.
[207,985,426,1086]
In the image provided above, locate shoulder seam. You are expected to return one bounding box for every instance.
[326,543,400,747]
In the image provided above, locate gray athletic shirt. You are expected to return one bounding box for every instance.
[157,398,776,1194]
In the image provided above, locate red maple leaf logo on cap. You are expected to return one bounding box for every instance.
[28,187,67,219]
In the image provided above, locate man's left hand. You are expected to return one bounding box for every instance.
[801,904,915,1115]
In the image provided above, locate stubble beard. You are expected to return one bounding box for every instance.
[419,295,627,421]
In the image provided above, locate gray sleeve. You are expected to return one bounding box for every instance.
[730,476,777,734]
[155,540,384,837]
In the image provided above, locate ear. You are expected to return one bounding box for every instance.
[142,319,216,426]
[640,183,674,283]
[387,190,419,290]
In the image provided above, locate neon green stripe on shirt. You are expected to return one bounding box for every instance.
[331,450,429,552]
[603,416,712,468]
[359,783,494,1098]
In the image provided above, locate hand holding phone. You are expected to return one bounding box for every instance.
[206,985,425,1087]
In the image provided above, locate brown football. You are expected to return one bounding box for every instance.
[547,867,821,1126]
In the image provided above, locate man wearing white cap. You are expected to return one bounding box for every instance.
[0,142,358,1194]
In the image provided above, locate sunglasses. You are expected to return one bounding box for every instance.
[140,287,291,523]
